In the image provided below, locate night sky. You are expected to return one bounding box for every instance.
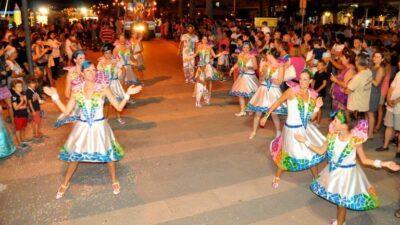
[0,0,108,9]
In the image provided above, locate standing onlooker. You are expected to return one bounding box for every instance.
[64,33,79,66]
[312,60,329,125]
[367,50,386,138]
[11,80,30,150]
[100,22,116,44]
[345,53,372,118]
[46,31,61,80]
[376,61,400,158]
[26,78,43,140]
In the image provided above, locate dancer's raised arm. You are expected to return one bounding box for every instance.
[44,87,76,115]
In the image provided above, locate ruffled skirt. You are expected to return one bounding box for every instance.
[123,65,141,85]
[310,165,379,211]
[109,79,125,102]
[247,85,287,114]
[59,120,124,162]
[0,120,15,158]
[204,64,221,81]
[270,123,326,171]
[230,74,258,98]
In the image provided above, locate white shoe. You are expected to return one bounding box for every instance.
[249,132,256,139]
[329,220,346,225]
[235,111,246,117]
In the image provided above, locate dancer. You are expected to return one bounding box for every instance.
[97,44,126,124]
[0,48,13,124]
[178,25,198,83]
[295,111,400,225]
[65,50,86,99]
[114,34,140,85]
[192,36,225,104]
[194,66,208,107]
[0,106,15,158]
[131,32,145,80]
[247,49,287,139]
[229,42,259,117]
[43,60,142,199]
[260,71,326,188]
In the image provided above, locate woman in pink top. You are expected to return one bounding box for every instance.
[375,52,391,132]
[289,45,305,81]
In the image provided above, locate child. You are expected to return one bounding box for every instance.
[312,60,329,125]
[194,66,209,108]
[11,80,30,149]
[26,78,43,139]
[217,44,230,81]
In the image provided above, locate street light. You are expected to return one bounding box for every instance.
[80,7,88,16]
[38,7,49,15]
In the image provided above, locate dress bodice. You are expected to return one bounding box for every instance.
[238,56,255,75]
[98,61,119,81]
[73,91,105,125]
[118,48,131,65]
[286,90,316,128]
[261,67,279,88]
[198,48,211,66]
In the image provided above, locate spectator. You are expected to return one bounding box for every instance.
[345,52,372,118]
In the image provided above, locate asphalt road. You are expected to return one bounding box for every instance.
[0,39,399,225]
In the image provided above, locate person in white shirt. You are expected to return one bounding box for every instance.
[261,21,271,35]
[376,63,400,158]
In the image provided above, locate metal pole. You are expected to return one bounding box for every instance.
[364,8,368,36]
[21,0,34,77]
[233,0,236,15]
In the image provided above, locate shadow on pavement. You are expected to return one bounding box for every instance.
[125,96,165,108]
[143,75,172,86]
[109,117,156,131]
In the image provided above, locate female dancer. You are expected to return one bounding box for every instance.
[131,32,145,80]
[260,71,325,188]
[193,36,224,104]
[0,106,15,158]
[114,34,140,86]
[0,48,13,124]
[295,111,400,225]
[229,42,259,117]
[98,44,126,125]
[65,50,86,99]
[247,49,287,139]
[44,61,142,199]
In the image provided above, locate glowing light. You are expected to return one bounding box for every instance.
[133,23,146,32]
[80,7,88,15]
[38,7,49,15]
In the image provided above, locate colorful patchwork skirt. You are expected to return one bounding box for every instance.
[229,73,258,98]
[0,118,15,159]
[58,119,124,162]
[270,123,326,171]
[246,85,287,114]
[310,165,380,211]
[204,64,221,81]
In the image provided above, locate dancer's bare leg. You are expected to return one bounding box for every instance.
[271,113,281,137]
[250,112,262,139]
[337,206,347,225]
[310,166,318,179]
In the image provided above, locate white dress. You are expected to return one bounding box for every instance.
[97,59,125,102]
[132,41,145,71]
[310,120,380,211]
[59,91,124,162]
[270,87,326,171]
[247,67,287,114]
[230,57,259,98]
[197,48,221,81]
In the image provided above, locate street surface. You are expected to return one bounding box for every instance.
[0,39,399,225]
